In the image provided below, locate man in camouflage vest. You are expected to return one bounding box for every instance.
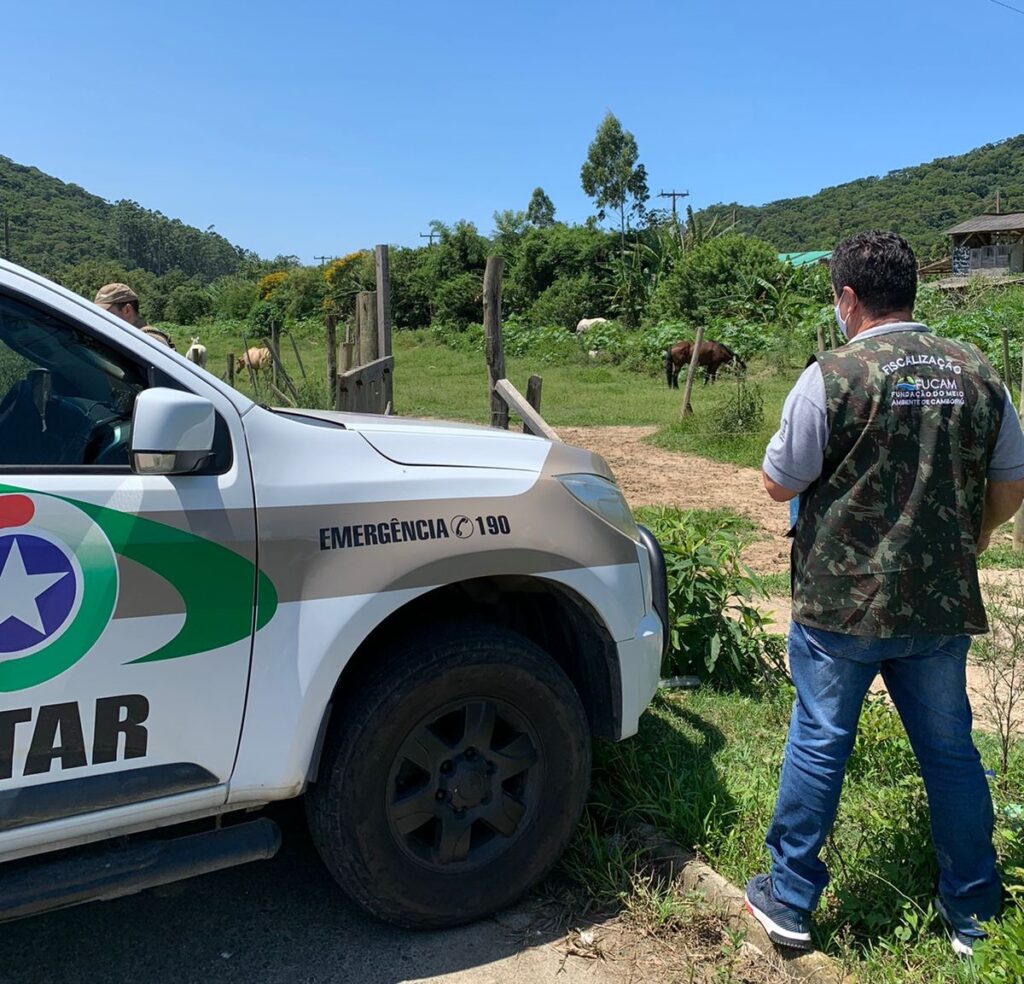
[745,231,1024,957]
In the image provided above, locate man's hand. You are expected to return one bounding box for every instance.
[979,478,1024,552]
[762,471,799,503]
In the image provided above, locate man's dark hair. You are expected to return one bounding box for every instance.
[830,231,918,316]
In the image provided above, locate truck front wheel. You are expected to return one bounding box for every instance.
[305,622,592,929]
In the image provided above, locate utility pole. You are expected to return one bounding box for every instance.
[658,189,689,247]
[995,188,1002,214]
[420,231,440,246]
[314,255,336,266]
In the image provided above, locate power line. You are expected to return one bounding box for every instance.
[989,0,1024,15]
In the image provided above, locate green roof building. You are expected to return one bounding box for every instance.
[779,251,832,267]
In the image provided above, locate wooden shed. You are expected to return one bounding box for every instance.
[944,212,1024,277]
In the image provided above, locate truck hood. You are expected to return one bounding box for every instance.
[278,408,552,471]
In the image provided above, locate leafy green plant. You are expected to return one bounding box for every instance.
[634,506,784,688]
[714,375,764,435]
[975,875,1024,982]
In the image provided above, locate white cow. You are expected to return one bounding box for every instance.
[185,337,207,368]
[575,317,610,336]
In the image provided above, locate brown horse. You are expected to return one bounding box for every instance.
[665,339,746,388]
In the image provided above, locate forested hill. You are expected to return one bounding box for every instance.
[697,135,1024,259]
[0,155,250,280]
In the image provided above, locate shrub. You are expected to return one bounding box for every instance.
[323,251,373,312]
[210,276,258,320]
[715,376,764,435]
[431,321,484,353]
[528,273,605,332]
[502,318,580,364]
[976,873,1024,981]
[650,234,783,324]
[258,271,288,299]
[163,284,212,325]
[634,506,785,688]
[432,272,482,329]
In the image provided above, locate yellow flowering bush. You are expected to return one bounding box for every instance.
[258,271,289,299]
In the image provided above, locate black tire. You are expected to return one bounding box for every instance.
[305,621,592,929]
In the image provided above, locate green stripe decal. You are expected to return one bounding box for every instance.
[0,484,278,687]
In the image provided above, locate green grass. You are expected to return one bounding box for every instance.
[756,571,790,595]
[649,369,795,469]
[573,686,1024,983]
[161,321,799,436]
[980,540,1024,570]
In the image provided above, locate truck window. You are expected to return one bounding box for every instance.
[0,292,147,468]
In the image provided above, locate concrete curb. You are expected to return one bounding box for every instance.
[632,824,856,984]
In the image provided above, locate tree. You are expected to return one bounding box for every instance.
[650,234,783,324]
[526,188,556,227]
[580,113,649,244]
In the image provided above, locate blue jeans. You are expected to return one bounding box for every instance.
[766,621,1001,927]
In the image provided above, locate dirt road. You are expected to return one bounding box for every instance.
[559,425,1024,727]
[559,426,791,573]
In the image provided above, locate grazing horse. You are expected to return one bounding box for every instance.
[237,346,271,376]
[665,339,746,388]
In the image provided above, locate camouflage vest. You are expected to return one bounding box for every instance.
[792,328,1004,637]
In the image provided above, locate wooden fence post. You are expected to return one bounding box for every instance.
[484,256,507,429]
[1014,346,1024,551]
[680,324,706,418]
[524,374,543,436]
[325,314,338,404]
[265,338,300,404]
[526,375,542,412]
[342,326,354,372]
[828,322,838,349]
[1002,329,1013,390]
[240,332,260,399]
[226,352,235,388]
[375,244,393,409]
[816,324,825,352]
[288,333,307,379]
[270,320,281,387]
[358,291,379,365]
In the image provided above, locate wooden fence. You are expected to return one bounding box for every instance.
[332,244,394,414]
[482,254,559,441]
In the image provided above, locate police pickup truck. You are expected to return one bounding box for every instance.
[0,259,666,928]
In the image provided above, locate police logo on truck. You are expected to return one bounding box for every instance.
[0,493,117,693]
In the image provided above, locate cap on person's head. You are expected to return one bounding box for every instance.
[94,283,139,308]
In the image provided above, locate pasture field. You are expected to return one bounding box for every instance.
[163,323,792,451]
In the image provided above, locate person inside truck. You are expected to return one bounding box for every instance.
[0,292,146,467]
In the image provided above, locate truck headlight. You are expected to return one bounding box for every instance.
[556,473,641,543]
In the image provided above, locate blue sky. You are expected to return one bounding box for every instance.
[2,0,1022,261]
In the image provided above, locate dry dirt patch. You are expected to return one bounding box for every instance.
[559,426,1024,728]
[559,426,791,573]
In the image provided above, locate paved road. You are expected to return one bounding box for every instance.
[1,804,624,984]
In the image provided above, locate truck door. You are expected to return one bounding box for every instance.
[0,286,263,850]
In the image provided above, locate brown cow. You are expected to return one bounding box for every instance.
[237,346,271,375]
[665,339,746,388]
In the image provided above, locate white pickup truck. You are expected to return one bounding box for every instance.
[0,259,666,928]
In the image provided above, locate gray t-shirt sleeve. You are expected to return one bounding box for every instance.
[762,363,828,492]
[988,387,1024,481]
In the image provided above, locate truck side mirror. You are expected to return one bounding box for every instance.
[131,388,216,475]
